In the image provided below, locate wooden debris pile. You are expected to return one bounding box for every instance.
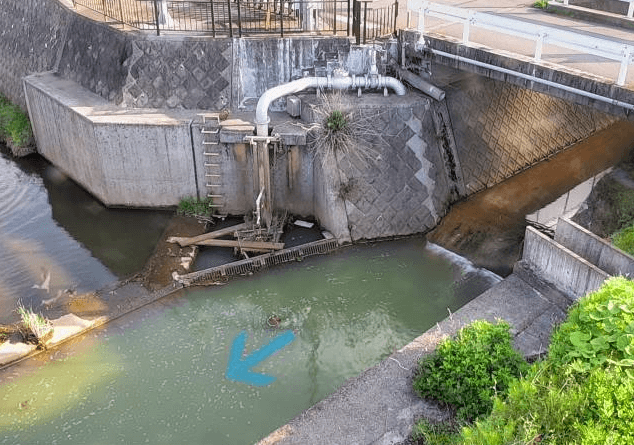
[168,214,287,259]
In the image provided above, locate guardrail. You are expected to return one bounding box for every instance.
[408,0,634,86]
[72,0,398,42]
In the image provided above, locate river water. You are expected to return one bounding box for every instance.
[0,145,172,324]
[0,146,501,444]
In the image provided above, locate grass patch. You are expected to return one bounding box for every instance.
[0,94,33,149]
[411,418,461,445]
[533,0,548,8]
[177,196,214,218]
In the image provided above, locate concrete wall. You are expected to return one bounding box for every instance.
[523,226,610,300]
[25,72,198,207]
[301,93,450,241]
[555,217,634,277]
[437,65,617,195]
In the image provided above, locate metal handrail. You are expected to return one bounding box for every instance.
[71,0,397,40]
[409,0,634,85]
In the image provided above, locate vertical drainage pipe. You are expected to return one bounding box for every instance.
[255,75,407,136]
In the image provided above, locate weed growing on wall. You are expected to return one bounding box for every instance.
[307,91,383,168]
[533,0,548,9]
[0,95,34,155]
[413,320,528,422]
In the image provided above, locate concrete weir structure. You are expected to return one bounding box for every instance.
[2,0,627,242]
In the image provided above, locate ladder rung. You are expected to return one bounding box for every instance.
[206,184,222,187]
[203,152,220,156]
[201,129,219,134]
[207,194,224,198]
[204,164,221,168]
[208,204,224,207]
[202,141,219,145]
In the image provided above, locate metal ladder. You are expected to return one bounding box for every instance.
[199,113,226,217]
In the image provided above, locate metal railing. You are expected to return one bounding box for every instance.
[72,0,398,41]
[409,0,634,86]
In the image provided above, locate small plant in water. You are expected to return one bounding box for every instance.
[16,303,53,346]
[177,196,214,219]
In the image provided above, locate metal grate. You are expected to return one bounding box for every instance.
[177,238,340,286]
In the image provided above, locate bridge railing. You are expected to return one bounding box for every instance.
[71,0,398,41]
[409,0,634,86]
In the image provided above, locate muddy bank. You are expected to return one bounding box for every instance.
[428,121,634,276]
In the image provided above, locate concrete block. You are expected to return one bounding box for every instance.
[524,226,610,300]
[555,217,634,277]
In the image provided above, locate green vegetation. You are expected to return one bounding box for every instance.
[16,303,53,346]
[459,277,634,445]
[411,418,461,445]
[0,94,33,148]
[413,320,528,422]
[177,196,214,218]
[411,278,634,445]
[533,0,548,9]
[612,224,634,256]
[326,110,348,132]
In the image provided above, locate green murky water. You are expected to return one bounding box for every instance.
[0,239,499,444]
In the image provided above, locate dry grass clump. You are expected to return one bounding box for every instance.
[307,91,384,167]
[16,302,53,347]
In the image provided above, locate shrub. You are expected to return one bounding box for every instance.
[177,196,214,218]
[548,276,634,375]
[533,0,548,9]
[413,320,528,421]
[461,277,634,445]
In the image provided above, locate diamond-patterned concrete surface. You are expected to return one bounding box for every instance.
[447,78,618,194]
[122,40,232,110]
[0,0,70,109]
[335,100,445,241]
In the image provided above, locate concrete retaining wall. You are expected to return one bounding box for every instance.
[523,226,610,300]
[555,217,634,277]
[25,72,198,207]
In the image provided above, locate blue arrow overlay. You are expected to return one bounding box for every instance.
[225,330,296,386]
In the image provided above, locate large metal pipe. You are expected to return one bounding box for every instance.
[396,68,445,101]
[255,75,407,136]
[430,48,634,112]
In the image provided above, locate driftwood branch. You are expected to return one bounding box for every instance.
[167,223,249,247]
